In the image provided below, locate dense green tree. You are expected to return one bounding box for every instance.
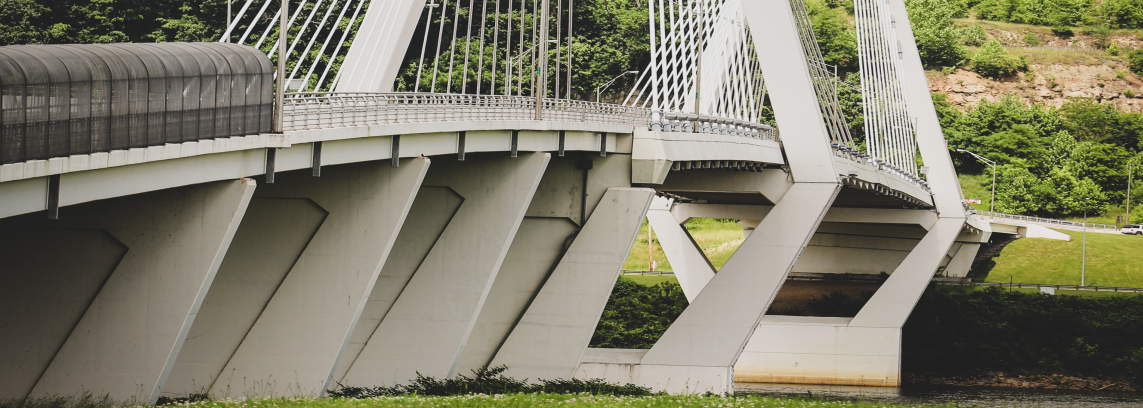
[1099,0,1143,29]
[806,0,858,74]
[905,0,968,68]
[970,39,1028,79]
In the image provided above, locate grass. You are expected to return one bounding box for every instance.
[958,172,993,213]
[622,218,744,272]
[984,230,1143,287]
[964,285,1143,298]
[135,395,942,408]
[619,274,679,287]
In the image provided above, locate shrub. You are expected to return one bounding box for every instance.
[1127,89,1137,98]
[1110,42,1121,56]
[329,366,653,397]
[1131,49,1143,75]
[971,39,1029,78]
[1086,24,1112,49]
[1025,31,1041,46]
[960,24,989,46]
[1052,25,1075,37]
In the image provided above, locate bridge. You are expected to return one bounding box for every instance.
[1,0,992,403]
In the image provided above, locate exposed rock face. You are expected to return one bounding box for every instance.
[929,66,1143,113]
[926,26,1143,113]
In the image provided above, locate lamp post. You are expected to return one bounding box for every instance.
[595,71,638,103]
[957,149,997,214]
[1082,197,1091,287]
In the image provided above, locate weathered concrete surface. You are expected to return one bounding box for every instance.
[0,180,255,404]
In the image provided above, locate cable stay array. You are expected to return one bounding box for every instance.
[624,0,766,124]
[855,0,920,175]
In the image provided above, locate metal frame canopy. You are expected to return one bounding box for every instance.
[0,43,273,165]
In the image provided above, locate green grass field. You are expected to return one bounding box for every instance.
[621,218,744,272]
[135,395,934,408]
[985,230,1143,287]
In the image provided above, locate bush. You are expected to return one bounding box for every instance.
[589,279,687,349]
[1025,31,1041,46]
[960,24,989,46]
[328,365,653,397]
[1131,49,1143,76]
[903,286,1143,383]
[1086,24,1112,49]
[1109,42,1121,56]
[971,39,1029,78]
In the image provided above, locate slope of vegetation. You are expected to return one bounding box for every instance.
[982,230,1143,287]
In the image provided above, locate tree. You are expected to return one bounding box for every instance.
[905,0,968,68]
[806,0,858,74]
[970,39,1028,79]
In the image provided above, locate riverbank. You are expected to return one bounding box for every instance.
[904,372,1141,393]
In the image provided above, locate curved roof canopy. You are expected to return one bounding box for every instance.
[0,43,273,165]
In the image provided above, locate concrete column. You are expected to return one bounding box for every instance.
[735,218,964,387]
[448,154,637,378]
[340,152,550,387]
[330,186,465,383]
[645,197,715,302]
[490,187,655,380]
[166,159,430,398]
[0,180,255,404]
[638,183,840,394]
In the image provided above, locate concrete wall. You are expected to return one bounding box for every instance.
[340,153,549,386]
[0,180,255,404]
[165,159,429,398]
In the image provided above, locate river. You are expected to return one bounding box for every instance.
[736,382,1143,407]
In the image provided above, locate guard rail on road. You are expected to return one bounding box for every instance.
[979,211,1118,233]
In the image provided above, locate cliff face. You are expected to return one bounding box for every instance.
[927,25,1143,113]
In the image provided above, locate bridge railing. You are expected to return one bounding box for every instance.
[979,211,1118,232]
[281,93,779,142]
[282,93,651,131]
[651,111,778,141]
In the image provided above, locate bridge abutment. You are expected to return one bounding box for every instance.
[0,179,256,404]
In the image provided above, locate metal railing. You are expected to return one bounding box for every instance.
[950,281,1143,294]
[651,111,778,141]
[281,93,778,142]
[979,211,1118,232]
[832,144,931,192]
[282,93,651,131]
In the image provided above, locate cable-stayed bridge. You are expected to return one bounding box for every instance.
[1,0,993,402]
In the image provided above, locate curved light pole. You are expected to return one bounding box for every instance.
[957,149,997,214]
[596,71,639,103]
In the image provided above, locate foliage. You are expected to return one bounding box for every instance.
[1131,49,1143,76]
[329,365,652,398]
[970,39,1029,78]
[806,0,859,74]
[1024,31,1041,45]
[0,0,231,45]
[589,278,687,349]
[141,394,938,408]
[975,0,1096,27]
[903,286,1143,382]
[1098,0,1143,29]
[1085,23,1112,49]
[905,0,968,68]
[959,23,989,46]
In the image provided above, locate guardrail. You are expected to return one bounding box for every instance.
[652,111,777,141]
[281,93,778,142]
[978,211,1118,232]
[282,93,651,131]
[950,281,1143,294]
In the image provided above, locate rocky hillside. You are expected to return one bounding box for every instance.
[927,20,1143,113]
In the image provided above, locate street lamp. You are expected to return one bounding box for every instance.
[1082,197,1091,287]
[596,71,639,103]
[957,149,997,214]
